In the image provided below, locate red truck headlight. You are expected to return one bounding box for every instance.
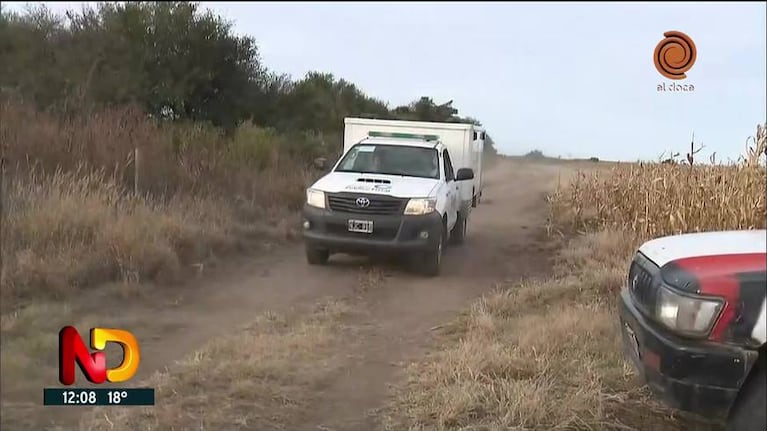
[655,284,723,337]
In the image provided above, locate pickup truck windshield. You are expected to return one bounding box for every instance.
[335,144,440,179]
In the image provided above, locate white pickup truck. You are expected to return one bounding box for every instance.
[344,117,486,207]
[301,119,480,276]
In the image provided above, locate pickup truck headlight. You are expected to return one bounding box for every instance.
[404,198,437,215]
[306,189,326,209]
[655,284,723,336]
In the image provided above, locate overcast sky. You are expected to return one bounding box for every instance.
[6,1,767,161]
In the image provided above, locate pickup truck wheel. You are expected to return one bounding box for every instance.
[420,226,444,276]
[450,213,467,245]
[305,246,329,265]
[727,355,766,431]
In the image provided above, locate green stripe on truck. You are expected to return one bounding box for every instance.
[369,131,439,141]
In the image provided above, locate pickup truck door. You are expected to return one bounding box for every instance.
[442,149,458,230]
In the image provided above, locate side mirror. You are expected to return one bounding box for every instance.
[455,168,474,181]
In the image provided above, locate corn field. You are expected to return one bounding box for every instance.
[549,124,767,242]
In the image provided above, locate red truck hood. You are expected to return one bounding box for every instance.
[638,230,766,343]
[638,230,766,295]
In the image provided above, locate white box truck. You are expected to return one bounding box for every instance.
[343,117,485,207]
[300,117,485,276]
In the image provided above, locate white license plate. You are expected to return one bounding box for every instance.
[624,322,641,360]
[348,219,373,234]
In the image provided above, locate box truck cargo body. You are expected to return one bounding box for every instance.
[343,117,485,207]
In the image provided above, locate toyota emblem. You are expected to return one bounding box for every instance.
[355,197,370,208]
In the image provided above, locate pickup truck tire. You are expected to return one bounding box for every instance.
[450,213,466,245]
[306,246,329,265]
[420,224,444,277]
[726,355,766,431]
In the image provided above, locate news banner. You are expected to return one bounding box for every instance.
[43,388,155,406]
[45,326,154,407]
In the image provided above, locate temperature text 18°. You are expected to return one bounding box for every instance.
[43,388,155,406]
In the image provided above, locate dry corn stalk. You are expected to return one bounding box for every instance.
[548,124,767,243]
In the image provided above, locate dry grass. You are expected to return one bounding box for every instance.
[0,101,324,199]
[0,101,325,312]
[78,300,352,431]
[385,232,716,431]
[0,101,325,426]
[1,169,235,307]
[386,125,766,431]
[0,302,74,392]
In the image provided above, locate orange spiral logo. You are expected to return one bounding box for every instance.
[654,31,697,80]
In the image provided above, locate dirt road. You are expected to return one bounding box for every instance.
[1,158,574,430]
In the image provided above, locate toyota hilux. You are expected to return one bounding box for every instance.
[301,133,474,276]
[619,229,767,430]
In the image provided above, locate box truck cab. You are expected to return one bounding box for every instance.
[301,118,480,276]
[344,118,485,208]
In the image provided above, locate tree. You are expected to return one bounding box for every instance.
[1,2,267,130]
[484,133,499,157]
[0,1,501,154]
[274,71,389,134]
[0,5,70,107]
[391,97,460,122]
[525,150,545,159]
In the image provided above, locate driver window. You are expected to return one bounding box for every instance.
[443,150,455,181]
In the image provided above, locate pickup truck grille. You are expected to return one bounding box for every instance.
[628,254,660,316]
[327,193,406,216]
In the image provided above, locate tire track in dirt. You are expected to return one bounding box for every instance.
[288,159,567,430]
[2,159,574,430]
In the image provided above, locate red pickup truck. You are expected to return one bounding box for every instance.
[619,230,766,431]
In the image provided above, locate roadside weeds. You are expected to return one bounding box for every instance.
[377,134,759,430]
[382,230,721,431]
[80,299,354,431]
[1,101,317,315]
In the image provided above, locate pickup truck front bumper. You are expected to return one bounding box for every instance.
[618,287,759,419]
[301,204,442,255]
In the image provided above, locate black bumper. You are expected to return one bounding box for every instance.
[301,204,442,255]
[618,287,758,419]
